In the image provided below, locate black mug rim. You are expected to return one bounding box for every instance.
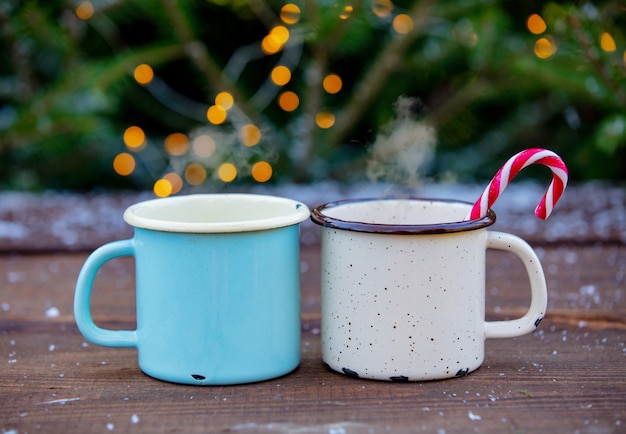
[310,197,496,235]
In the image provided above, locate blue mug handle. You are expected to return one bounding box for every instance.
[74,240,138,347]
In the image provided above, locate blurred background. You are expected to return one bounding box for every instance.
[0,0,624,195]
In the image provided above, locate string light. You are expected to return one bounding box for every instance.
[113,153,135,176]
[393,14,413,34]
[534,37,557,59]
[75,1,94,20]
[164,133,189,156]
[185,163,207,185]
[271,66,292,86]
[239,124,261,147]
[134,64,154,85]
[280,4,301,24]
[192,134,216,158]
[316,112,335,129]
[278,91,299,111]
[207,105,227,125]
[600,32,617,52]
[339,5,353,20]
[526,14,547,35]
[323,74,343,94]
[163,172,183,194]
[153,179,173,197]
[215,92,234,110]
[123,126,145,150]
[252,161,273,182]
[218,163,237,182]
[372,0,393,18]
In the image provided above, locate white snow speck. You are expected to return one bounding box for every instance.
[468,410,482,421]
[131,414,140,424]
[49,344,56,352]
[106,423,114,431]
[45,306,60,318]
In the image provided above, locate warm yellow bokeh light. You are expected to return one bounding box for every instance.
[239,124,261,147]
[185,163,207,186]
[280,4,301,24]
[323,74,343,94]
[123,126,146,150]
[113,153,135,176]
[393,14,414,34]
[526,14,547,35]
[218,163,237,182]
[215,92,234,110]
[271,66,292,86]
[278,91,299,112]
[270,26,290,45]
[153,179,173,198]
[164,133,189,156]
[75,1,94,20]
[262,35,283,55]
[534,37,557,59]
[601,32,617,52]
[316,112,336,129]
[207,105,227,125]
[339,5,353,20]
[372,0,393,18]
[163,172,183,195]
[134,64,154,85]
[252,161,273,183]
[192,134,216,158]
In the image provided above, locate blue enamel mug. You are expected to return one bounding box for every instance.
[74,194,310,385]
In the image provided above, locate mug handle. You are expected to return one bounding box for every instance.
[74,239,138,347]
[484,231,548,339]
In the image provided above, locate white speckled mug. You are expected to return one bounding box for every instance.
[311,198,547,381]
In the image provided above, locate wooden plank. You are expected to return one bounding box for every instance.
[1,242,626,433]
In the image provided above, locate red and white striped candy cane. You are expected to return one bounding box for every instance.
[466,148,568,221]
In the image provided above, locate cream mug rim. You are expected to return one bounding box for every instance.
[123,193,310,233]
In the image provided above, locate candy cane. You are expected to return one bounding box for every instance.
[466,148,568,221]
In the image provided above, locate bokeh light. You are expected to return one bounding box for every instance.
[372,0,393,18]
[600,32,617,52]
[215,92,234,110]
[270,26,290,46]
[262,35,283,55]
[271,66,292,86]
[323,74,343,94]
[153,179,173,197]
[113,153,135,176]
[339,5,353,20]
[192,134,216,158]
[316,112,335,129]
[534,37,557,59]
[123,126,146,150]
[207,105,227,124]
[393,14,413,34]
[134,64,154,85]
[252,161,273,183]
[280,4,301,24]
[278,91,299,112]
[75,1,94,20]
[185,163,207,185]
[163,172,183,194]
[526,14,547,35]
[239,124,261,147]
[218,163,237,182]
[164,132,189,156]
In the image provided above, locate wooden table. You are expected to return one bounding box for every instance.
[1,184,625,433]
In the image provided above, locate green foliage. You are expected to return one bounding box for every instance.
[0,0,624,191]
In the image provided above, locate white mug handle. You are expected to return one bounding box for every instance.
[484,231,548,339]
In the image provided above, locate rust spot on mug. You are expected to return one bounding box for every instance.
[191,374,206,380]
[342,367,360,378]
[390,375,409,382]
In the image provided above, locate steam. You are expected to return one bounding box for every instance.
[366,96,436,188]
